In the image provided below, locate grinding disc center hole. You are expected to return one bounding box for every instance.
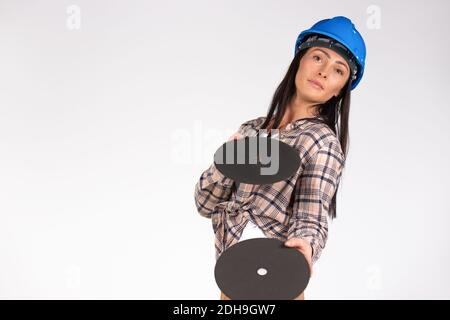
[257,268,268,276]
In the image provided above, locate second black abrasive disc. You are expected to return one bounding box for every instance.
[214,238,310,300]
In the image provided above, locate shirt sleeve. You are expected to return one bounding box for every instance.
[287,141,345,264]
[193,121,252,218]
[194,162,235,219]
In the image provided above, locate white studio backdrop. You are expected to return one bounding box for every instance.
[0,0,449,299]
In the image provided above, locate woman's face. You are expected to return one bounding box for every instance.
[295,46,351,104]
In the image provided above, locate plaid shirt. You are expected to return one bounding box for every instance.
[194,116,345,264]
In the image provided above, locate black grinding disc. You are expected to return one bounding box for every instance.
[214,136,301,185]
[214,238,310,300]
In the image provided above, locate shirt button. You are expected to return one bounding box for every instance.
[212,216,219,224]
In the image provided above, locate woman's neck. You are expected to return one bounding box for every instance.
[283,96,319,122]
[268,103,318,130]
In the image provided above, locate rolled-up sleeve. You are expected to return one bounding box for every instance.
[194,162,235,219]
[287,141,345,264]
[194,120,257,218]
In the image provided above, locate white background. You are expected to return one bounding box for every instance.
[0,0,449,299]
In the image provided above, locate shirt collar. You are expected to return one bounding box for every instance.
[259,116,323,132]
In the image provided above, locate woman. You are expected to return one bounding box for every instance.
[194,16,366,300]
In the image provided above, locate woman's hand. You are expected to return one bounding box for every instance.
[227,132,244,142]
[284,238,314,277]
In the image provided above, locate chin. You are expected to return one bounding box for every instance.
[301,89,326,102]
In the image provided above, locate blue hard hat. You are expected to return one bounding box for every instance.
[294,16,366,90]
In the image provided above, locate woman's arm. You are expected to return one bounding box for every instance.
[194,162,236,219]
[193,123,249,219]
[286,141,345,269]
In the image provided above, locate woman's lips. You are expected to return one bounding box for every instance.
[308,80,323,90]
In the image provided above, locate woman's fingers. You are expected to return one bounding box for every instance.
[284,238,314,277]
[227,132,244,142]
[285,237,306,247]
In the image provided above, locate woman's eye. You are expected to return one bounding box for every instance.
[336,69,344,75]
[313,55,321,61]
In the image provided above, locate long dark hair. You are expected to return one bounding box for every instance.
[259,47,351,220]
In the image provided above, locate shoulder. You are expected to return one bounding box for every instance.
[295,121,345,165]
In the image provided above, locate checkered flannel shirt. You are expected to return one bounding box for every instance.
[194,116,345,264]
